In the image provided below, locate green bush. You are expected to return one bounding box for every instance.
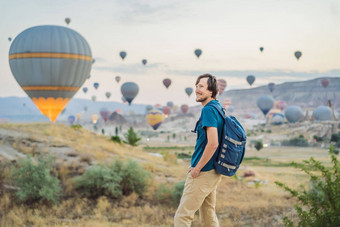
[175,152,191,159]
[123,127,142,146]
[255,140,263,151]
[275,151,340,227]
[331,132,340,143]
[10,155,61,205]
[172,181,185,206]
[313,135,326,143]
[110,135,122,144]
[282,135,309,147]
[75,164,122,199]
[71,124,82,130]
[154,184,172,204]
[75,159,151,199]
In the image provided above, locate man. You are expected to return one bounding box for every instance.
[174,74,224,227]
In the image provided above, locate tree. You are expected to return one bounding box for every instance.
[275,150,340,226]
[123,127,141,146]
[255,140,263,151]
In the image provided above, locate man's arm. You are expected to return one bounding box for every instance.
[190,126,219,178]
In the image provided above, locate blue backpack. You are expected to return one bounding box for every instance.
[207,102,247,176]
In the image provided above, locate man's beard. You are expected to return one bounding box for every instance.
[196,96,207,103]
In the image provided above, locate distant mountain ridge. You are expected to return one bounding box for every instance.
[219,77,340,114]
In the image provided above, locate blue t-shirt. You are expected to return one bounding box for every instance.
[191,100,224,171]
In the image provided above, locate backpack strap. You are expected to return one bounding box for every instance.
[205,102,226,122]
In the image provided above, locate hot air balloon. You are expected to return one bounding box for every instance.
[294,51,302,60]
[284,106,303,123]
[173,105,178,113]
[259,47,264,52]
[91,95,96,102]
[82,87,88,94]
[92,114,98,124]
[246,75,255,86]
[154,104,162,111]
[223,99,232,109]
[146,110,165,130]
[271,113,285,125]
[8,25,92,122]
[256,95,274,116]
[105,92,111,99]
[217,79,227,95]
[68,115,76,125]
[120,51,127,60]
[163,79,171,89]
[166,101,174,108]
[142,59,147,65]
[100,108,110,122]
[321,78,330,88]
[146,105,153,112]
[185,87,193,97]
[162,106,171,117]
[194,49,202,58]
[93,82,99,90]
[8,37,12,42]
[313,106,332,121]
[274,100,286,111]
[268,83,275,93]
[121,82,139,105]
[115,76,121,83]
[65,18,71,25]
[181,104,189,114]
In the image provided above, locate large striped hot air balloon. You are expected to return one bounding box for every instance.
[9,25,92,122]
[146,109,165,130]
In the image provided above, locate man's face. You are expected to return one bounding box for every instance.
[195,77,212,102]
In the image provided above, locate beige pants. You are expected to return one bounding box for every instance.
[174,169,222,227]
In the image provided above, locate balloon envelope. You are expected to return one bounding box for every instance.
[146,109,165,130]
[259,47,264,52]
[121,82,139,105]
[284,106,303,123]
[295,51,302,60]
[120,51,127,60]
[115,76,121,83]
[105,92,111,99]
[8,37,12,42]
[313,106,332,121]
[246,75,255,86]
[91,96,96,102]
[8,25,92,122]
[82,87,88,94]
[256,95,274,116]
[268,83,275,92]
[194,49,202,58]
[162,106,171,117]
[93,82,99,90]
[65,18,71,25]
[146,105,153,112]
[142,59,147,65]
[92,114,98,124]
[321,78,330,88]
[181,104,189,114]
[185,87,193,97]
[166,101,174,108]
[68,115,76,125]
[217,79,227,95]
[100,108,110,122]
[163,78,171,89]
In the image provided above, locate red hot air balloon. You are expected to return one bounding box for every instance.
[217,79,227,95]
[162,106,171,117]
[321,78,330,88]
[100,108,110,122]
[163,78,171,89]
[180,104,189,114]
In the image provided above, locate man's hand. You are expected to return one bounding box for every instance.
[189,167,201,178]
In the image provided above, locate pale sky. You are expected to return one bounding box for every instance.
[1,0,340,107]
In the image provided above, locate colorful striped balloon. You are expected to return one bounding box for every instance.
[146,109,165,130]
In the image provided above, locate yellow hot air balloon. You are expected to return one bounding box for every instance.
[146,109,164,130]
[9,25,92,122]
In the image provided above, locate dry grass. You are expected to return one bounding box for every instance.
[0,123,336,226]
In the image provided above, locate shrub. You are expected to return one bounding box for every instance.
[255,140,263,151]
[110,136,122,144]
[75,164,122,199]
[123,127,142,146]
[75,159,151,199]
[275,151,340,226]
[313,135,326,142]
[282,135,309,147]
[176,152,191,159]
[163,152,178,164]
[10,155,61,205]
[331,132,340,143]
[172,181,185,206]
[154,184,172,204]
[329,144,339,155]
[71,124,82,130]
